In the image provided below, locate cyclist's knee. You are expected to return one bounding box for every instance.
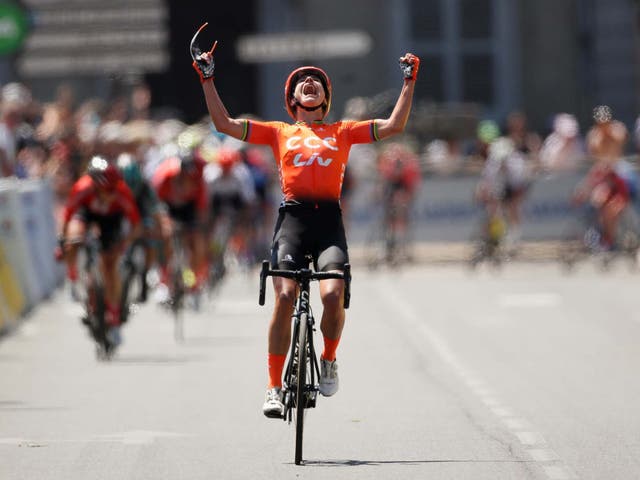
[321,286,343,311]
[274,288,296,308]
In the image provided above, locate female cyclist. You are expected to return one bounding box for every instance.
[191,24,420,418]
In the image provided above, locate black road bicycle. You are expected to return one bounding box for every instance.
[72,236,117,360]
[259,260,351,466]
[560,205,640,272]
[365,186,414,269]
[166,228,190,341]
[468,208,509,269]
[120,237,147,321]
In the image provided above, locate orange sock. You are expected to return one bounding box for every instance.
[67,264,78,282]
[267,353,286,389]
[321,335,341,362]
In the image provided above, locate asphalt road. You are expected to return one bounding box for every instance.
[1,260,640,479]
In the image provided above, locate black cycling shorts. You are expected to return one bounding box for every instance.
[74,209,124,251]
[167,201,198,229]
[270,200,348,272]
[211,191,246,220]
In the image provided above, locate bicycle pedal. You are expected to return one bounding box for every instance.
[305,393,317,408]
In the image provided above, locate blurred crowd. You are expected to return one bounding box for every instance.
[2,79,639,231]
[0,81,279,232]
[423,109,639,177]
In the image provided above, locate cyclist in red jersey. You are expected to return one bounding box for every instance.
[377,143,421,211]
[573,106,630,250]
[375,142,421,262]
[58,156,141,343]
[152,150,209,295]
[191,26,419,418]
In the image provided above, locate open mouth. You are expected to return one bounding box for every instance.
[302,83,316,95]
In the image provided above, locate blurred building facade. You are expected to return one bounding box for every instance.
[3,0,639,132]
[254,0,639,132]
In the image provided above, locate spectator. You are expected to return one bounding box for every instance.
[0,83,32,177]
[539,113,585,173]
[129,81,153,121]
[505,110,542,162]
[15,128,48,179]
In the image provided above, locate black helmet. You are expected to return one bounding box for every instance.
[178,148,203,177]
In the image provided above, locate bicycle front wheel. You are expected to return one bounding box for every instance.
[294,312,308,465]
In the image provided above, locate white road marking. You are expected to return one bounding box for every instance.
[543,465,577,479]
[490,406,516,418]
[498,293,562,308]
[479,395,502,408]
[516,431,546,446]
[0,437,27,445]
[377,279,577,480]
[528,449,561,462]
[503,417,531,431]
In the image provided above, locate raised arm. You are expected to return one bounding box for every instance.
[374,53,420,141]
[191,23,246,140]
[200,80,246,139]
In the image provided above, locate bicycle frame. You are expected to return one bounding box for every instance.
[259,260,351,465]
[72,235,113,360]
[120,237,147,320]
[168,227,189,340]
[283,275,320,420]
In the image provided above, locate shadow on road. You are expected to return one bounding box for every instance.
[301,458,535,467]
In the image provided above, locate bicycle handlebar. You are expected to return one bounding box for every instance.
[259,260,351,309]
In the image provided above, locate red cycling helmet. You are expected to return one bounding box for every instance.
[284,66,332,120]
[87,155,121,190]
[217,148,240,171]
[178,148,205,177]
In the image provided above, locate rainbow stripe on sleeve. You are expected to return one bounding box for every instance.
[371,120,380,141]
[241,119,250,141]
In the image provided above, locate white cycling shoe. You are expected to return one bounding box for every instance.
[319,358,339,397]
[262,387,284,418]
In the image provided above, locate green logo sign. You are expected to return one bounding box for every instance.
[0,3,28,55]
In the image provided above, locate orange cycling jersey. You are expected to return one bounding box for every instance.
[243,119,378,201]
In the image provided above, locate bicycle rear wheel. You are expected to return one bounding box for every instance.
[120,262,136,324]
[294,312,308,465]
[92,285,112,360]
[171,284,184,342]
[171,273,185,342]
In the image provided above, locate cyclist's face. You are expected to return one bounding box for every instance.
[293,75,325,108]
[95,185,116,199]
